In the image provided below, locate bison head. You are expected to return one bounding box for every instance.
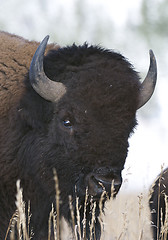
[17,36,157,238]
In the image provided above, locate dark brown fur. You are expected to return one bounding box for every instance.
[150,168,168,239]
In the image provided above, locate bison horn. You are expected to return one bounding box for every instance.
[29,35,66,102]
[138,50,157,109]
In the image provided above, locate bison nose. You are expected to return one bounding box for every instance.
[85,171,122,198]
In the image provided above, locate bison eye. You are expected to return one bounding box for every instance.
[63,119,72,128]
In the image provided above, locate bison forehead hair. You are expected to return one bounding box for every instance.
[44,43,141,134]
[0,32,157,240]
[44,43,140,101]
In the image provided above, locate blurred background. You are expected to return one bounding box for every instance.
[0,0,168,193]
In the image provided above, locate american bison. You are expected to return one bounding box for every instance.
[150,168,168,240]
[0,31,157,239]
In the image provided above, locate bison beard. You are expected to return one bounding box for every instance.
[0,31,157,239]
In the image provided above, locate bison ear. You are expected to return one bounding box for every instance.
[138,50,157,109]
[29,36,66,102]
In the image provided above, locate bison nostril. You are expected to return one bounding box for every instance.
[85,172,122,198]
[94,175,122,194]
[96,176,121,187]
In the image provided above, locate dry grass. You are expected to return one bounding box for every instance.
[5,182,156,240]
[63,191,154,240]
[6,166,168,240]
[9,170,168,240]
[5,180,33,240]
[101,192,152,240]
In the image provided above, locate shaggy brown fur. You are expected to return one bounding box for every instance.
[0,31,57,117]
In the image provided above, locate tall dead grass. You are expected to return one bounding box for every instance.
[5,176,162,240]
[101,192,152,240]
